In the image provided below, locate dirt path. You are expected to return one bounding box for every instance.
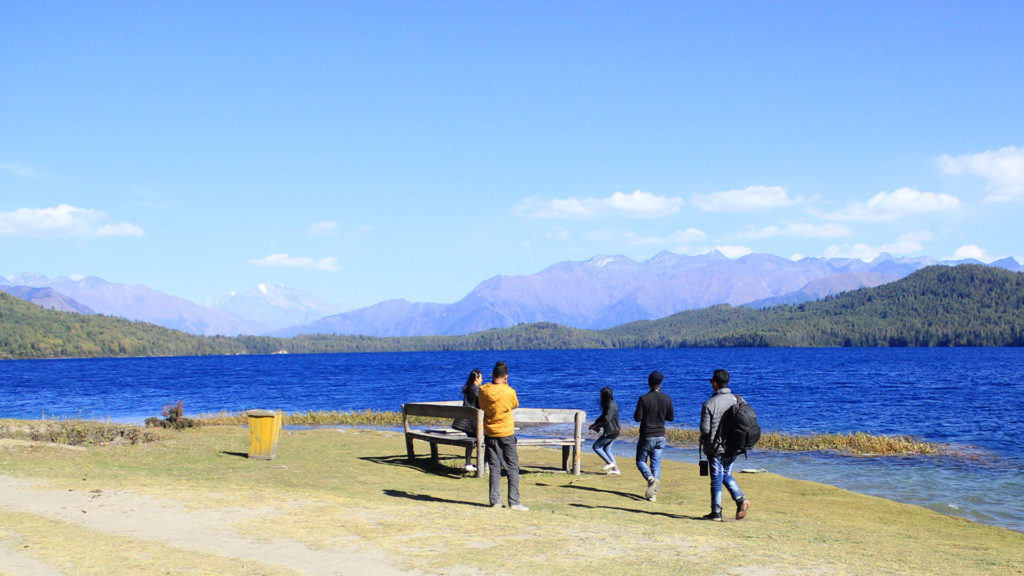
[0,474,419,576]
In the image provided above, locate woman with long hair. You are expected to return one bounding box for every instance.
[452,368,483,470]
[589,386,620,474]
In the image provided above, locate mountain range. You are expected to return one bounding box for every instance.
[3,251,1021,338]
[275,251,1023,337]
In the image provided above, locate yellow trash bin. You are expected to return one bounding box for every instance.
[247,409,283,460]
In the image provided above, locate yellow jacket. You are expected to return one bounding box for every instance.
[478,381,519,438]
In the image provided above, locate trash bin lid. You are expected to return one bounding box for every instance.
[246,409,278,417]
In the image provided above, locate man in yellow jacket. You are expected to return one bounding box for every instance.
[478,361,528,511]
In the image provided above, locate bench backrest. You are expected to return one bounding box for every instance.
[513,408,586,424]
[402,402,586,437]
[402,401,479,420]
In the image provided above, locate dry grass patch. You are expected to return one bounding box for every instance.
[0,508,301,576]
[0,422,1022,576]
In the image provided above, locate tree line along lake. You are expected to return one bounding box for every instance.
[2,347,1022,532]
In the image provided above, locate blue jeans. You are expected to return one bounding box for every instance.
[593,435,616,466]
[635,436,666,482]
[710,453,745,514]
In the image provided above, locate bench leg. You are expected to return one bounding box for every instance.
[405,435,415,460]
[430,442,439,463]
[562,446,570,472]
[572,444,581,476]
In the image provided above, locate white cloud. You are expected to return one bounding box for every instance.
[668,228,707,243]
[938,146,1024,202]
[691,186,799,212]
[545,227,571,241]
[0,161,56,181]
[515,190,684,219]
[823,188,961,222]
[714,245,753,259]
[250,253,341,271]
[739,222,851,239]
[612,228,706,246]
[0,204,144,238]
[307,220,339,237]
[824,233,930,261]
[952,245,992,262]
[97,223,145,237]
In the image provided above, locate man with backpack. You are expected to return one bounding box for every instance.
[699,369,751,521]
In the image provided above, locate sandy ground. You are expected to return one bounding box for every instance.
[0,473,420,576]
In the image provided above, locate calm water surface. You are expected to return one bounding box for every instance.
[2,348,1022,531]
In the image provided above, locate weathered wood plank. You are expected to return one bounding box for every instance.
[512,408,583,424]
[403,402,478,420]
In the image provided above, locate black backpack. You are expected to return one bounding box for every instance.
[717,394,761,456]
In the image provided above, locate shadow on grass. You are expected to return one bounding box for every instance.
[360,454,470,479]
[568,502,694,520]
[557,482,648,502]
[383,489,490,508]
[218,451,249,459]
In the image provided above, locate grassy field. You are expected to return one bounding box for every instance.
[1,422,1022,576]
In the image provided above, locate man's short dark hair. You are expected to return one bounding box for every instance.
[492,361,508,380]
[648,370,663,389]
[711,369,730,387]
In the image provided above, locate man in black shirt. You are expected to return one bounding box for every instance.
[634,370,674,501]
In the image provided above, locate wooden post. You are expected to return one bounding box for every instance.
[572,410,584,475]
[402,405,415,460]
[475,409,485,479]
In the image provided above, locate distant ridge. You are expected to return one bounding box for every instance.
[1,275,260,336]
[1,264,1022,359]
[0,286,94,314]
[5,252,1021,338]
[277,252,1023,337]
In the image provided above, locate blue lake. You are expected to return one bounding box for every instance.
[2,348,1022,532]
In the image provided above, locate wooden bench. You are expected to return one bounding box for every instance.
[401,402,587,477]
[513,408,587,476]
[402,401,485,478]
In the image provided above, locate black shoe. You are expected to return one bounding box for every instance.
[736,498,750,520]
[702,512,723,522]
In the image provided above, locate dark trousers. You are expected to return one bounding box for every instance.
[485,435,520,506]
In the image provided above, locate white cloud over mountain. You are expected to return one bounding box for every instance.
[250,253,341,271]
[740,222,851,239]
[515,190,684,219]
[822,188,961,222]
[0,204,144,238]
[938,146,1024,203]
[691,185,799,212]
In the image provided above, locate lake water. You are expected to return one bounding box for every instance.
[2,348,1022,532]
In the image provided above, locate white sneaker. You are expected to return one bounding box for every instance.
[465,464,477,472]
[607,467,621,475]
[602,463,617,471]
[509,504,530,511]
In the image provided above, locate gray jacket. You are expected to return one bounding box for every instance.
[700,387,737,456]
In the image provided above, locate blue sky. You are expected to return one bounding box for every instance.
[2,1,1022,309]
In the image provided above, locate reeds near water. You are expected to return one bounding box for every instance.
[0,410,948,456]
[194,409,950,457]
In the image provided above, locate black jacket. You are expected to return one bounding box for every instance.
[634,389,674,438]
[593,400,620,438]
[451,383,481,435]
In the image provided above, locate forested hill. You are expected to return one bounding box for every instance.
[602,264,1024,347]
[1,264,1022,359]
